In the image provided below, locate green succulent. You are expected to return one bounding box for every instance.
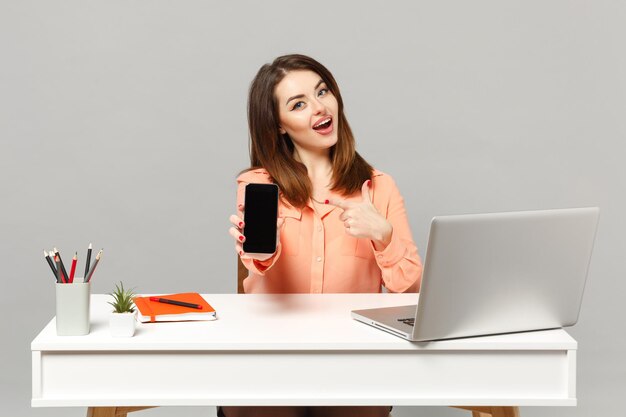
[108,281,136,313]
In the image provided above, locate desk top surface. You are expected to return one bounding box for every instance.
[31,293,576,351]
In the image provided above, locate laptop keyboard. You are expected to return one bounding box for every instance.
[398,318,415,326]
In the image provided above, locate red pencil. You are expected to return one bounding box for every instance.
[69,252,77,283]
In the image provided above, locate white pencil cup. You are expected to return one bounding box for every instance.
[55,281,91,336]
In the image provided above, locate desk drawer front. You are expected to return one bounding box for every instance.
[32,350,575,407]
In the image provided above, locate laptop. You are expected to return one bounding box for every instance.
[352,207,599,341]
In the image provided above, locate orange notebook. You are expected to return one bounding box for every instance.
[133,293,217,323]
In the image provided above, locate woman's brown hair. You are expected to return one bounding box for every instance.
[246,54,373,208]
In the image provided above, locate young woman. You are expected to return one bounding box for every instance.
[224,54,423,417]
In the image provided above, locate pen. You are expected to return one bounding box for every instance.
[85,249,102,283]
[149,297,203,310]
[53,248,69,284]
[84,243,92,279]
[69,252,77,283]
[44,250,58,282]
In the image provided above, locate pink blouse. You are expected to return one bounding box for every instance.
[237,168,422,294]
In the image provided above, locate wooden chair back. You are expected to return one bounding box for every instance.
[237,256,246,294]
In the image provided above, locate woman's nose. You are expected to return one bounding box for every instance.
[311,97,326,114]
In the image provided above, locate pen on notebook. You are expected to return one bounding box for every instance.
[53,248,69,284]
[84,243,92,279]
[85,249,102,283]
[69,252,77,283]
[149,297,203,310]
[44,250,58,282]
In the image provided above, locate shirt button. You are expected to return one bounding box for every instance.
[377,254,383,259]
[316,256,322,262]
[317,226,322,231]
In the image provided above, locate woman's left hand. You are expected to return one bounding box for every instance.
[328,180,393,250]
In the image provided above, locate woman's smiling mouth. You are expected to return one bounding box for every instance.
[312,116,333,135]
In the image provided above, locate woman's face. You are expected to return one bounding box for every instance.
[274,70,339,154]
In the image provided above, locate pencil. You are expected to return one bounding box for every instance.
[85,249,102,283]
[54,254,63,283]
[84,243,92,280]
[53,248,69,284]
[69,252,77,283]
[44,250,58,282]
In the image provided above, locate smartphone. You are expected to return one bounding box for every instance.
[242,183,279,254]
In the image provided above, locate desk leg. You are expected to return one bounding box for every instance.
[454,406,520,417]
[86,408,115,417]
[87,407,157,417]
[489,408,520,417]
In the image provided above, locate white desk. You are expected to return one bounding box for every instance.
[32,294,576,416]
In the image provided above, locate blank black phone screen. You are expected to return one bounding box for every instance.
[242,183,279,254]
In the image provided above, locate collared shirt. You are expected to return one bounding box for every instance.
[237,168,422,294]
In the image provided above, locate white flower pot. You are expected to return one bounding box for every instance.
[109,311,136,337]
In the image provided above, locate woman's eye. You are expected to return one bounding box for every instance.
[318,88,329,97]
[292,101,305,111]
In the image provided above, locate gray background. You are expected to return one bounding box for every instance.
[1,1,624,416]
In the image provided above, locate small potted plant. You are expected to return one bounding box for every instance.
[108,282,137,337]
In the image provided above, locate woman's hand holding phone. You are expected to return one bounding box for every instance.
[229,208,284,262]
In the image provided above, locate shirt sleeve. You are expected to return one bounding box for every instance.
[370,176,423,293]
[237,176,282,275]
